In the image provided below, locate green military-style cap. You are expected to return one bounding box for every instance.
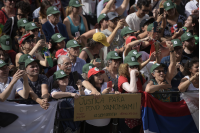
[51,33,66,43]
[69,0,83,7]
[66,39,80,48]
[18,54,31,63]
[46,6,60,16]
[171,39,182,47]
[25,58,39,68]
[150,63,165,73]
[17,18,28,28]
[0,60,8,68]
[97,13,107,23]
[163,1,175,11]
[25,22,38,31]
[0,35,12,50]
[53,70,68,80]
[82,63,95,74]
[181,32,194,42]
[147,23,154,32]
[120,26,135,37]
[124,55,140,66]
[128,50,142,59]
[106,51,122,60]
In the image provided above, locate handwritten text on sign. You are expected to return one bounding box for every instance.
[74,93,141,121]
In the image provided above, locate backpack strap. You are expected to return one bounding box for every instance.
[82,48,94,60]
[1,9,9,19]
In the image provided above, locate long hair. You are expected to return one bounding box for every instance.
[183,57,199,76]
[87,75,104,92]
[118,63,130,78]
[190,15,199,36]
[65,6,73,16]
[39,0,51,19]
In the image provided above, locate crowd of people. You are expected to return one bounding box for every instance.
[0,0,199,132]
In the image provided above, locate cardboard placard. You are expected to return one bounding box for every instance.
[74,93,141,121]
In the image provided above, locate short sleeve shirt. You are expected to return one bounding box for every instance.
[0,77,23,99]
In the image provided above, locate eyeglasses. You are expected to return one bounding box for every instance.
[129,65,139,69]
[63,62,71,66]
[155,70,165,73]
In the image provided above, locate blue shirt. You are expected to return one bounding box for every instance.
[71,57,86,74]
[161,56,184,89]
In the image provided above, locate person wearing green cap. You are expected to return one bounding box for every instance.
[145,41,176,102]
[66,39,86,74]
[51,69,84,132]
[181,32,197,59]
[17,18,29,36]
[161,0,186,37]
[25,22,39,38]
[16,33,48,67]
[24,58,50,109]
[81,63,95,79]
[63,0,88,40]
[0,59,30,102]
[49,33,66,54]
[42,6,69,42]
[80,13,109,46]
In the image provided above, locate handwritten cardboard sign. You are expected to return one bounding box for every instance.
[74,93,141,121]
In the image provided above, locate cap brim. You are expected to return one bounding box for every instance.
[101,41,110,47]
[73,4,83,7]
[128,62,140,66]
[111,56,122,59]
[165,6,174,11]
[25,60,40,68]
[136,53,142,59]
[51,10,60,15]
[28,26,39,31]
[69,44,81,48]
[55,37,66,43]
[109,16,118,20]
[20,23,28,27]
[1,45,12,50]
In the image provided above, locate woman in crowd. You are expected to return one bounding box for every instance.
[15,33,48,67]
[84,67,120,133]
[63,0,88,40]
[79,32,109,69]
[118,55,145,133]
[161,1,186,38]
[178,58,199,92]
[25,22,39,40]
[39,0,51,24]
[184,15,199,45]
[101,0,130,16]
[145,41,176,102]
[80,13,109,46]
[102,51,121,90]
[51,70,84,132]
[0,0,15,25]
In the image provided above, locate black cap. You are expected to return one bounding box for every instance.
[140,18,155,30]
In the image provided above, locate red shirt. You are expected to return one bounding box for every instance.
[118,75,146,93]
[0,9,8,25]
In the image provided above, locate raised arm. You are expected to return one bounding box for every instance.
[122,70,138,93]
[17,73,30,99]
[140,51,156,69]
[101,0,116,14]
[165,41,176,82]
[80,29,96,46]
[82,80,101,97]
[145,80,172,93]
[115,0,130,16]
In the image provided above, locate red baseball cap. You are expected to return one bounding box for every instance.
[126,36,137,45]
[55,48,68,59]
[88,67,105,78]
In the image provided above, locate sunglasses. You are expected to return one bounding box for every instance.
[129,65,139,69]
[133,43,141,48]
[31,29,39,32]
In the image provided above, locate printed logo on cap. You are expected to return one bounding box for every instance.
[187,33,191,36]
[0,60,3,64]
[156,63,160,66]
[95,67,99,71]
[23,20,27,23]
[31,23,36,26]
[30,58,34,61]
[54,7,57,10]
[89,66,92,69]
[133,51,137,55]
[167,3,170,6]
[57,35,61,38]
[28,56,30,58]
[60,71,65,75]
[128,27,132,30]
[131,57,135,61]
[103,14,106,16]
[76,1,79,4]
[174,41,177,44]
[74,41,77,44]
[115,53,118,56]
[6,41,9,45]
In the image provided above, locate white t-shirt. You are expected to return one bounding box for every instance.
[0,77,23,100]
[139,51,149,61]
[126,12,149,31]
[84,82,111,127]
[184,76,199,91]
[185,0,198,17]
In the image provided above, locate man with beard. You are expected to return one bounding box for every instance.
[181,32,198,59]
